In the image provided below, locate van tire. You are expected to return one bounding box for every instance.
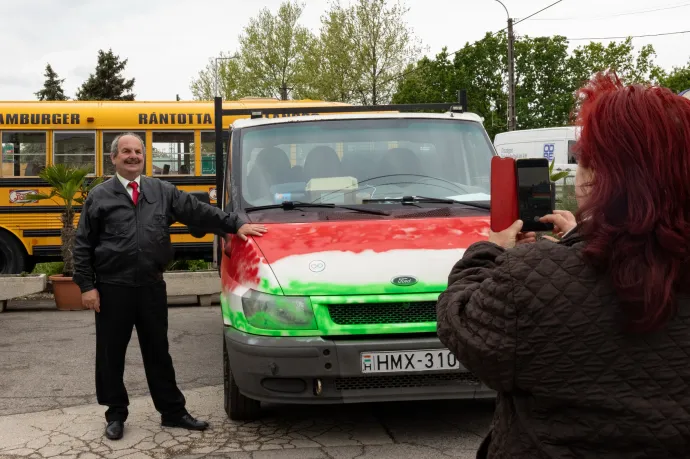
[0,230,29,274]
[223,336,261,421]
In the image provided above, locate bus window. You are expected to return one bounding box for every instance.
[1,131,47,177]
[54,132,96,174]
[200,131,227,175]
[102,131,146,176]
[152,131,194,175]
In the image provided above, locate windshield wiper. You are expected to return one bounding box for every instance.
[362,195,490,210]
[245,201,389,216]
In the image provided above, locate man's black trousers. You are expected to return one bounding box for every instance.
[95,281,187,423]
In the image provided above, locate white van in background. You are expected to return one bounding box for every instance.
[493,126,579,177]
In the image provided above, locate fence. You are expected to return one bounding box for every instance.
[554,176,578,213]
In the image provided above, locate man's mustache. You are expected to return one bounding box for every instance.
[124,159,141,164]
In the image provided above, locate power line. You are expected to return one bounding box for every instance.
[524,2,690,21]
[568,29,690,40]
[513,0,565,25]
[389,0,565,83]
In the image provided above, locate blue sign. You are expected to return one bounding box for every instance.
[543,143,555,161]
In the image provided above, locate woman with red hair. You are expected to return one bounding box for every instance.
[436,71,690,459]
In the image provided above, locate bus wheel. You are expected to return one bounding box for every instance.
[0,231,29,274]
[223,337,261,421]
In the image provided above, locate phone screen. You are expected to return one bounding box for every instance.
[516,160,553,231]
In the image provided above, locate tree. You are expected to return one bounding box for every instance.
[189,52,247,100]
[391,50,457,105]
[393,33,675,138]
[452,32,509,139]
[514,35,573,129]
[190,1,314,101]
[345,0,423,105]
[76,49,135,100]
[301,3,361,102]
[656,60,690,94]
[392,33,508,140]
[567,38,661,89]
[240,1,314,100]
[35,64,69,101]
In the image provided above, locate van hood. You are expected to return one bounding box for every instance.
[246,216,490,296]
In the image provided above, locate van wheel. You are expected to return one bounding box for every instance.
[223,337,261,421]
[0,231,29,274]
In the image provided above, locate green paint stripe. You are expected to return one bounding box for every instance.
[221,290,441,337]
[275,280,448,296]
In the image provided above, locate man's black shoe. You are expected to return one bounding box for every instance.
[105,420,124,440]
[161,414,209,431]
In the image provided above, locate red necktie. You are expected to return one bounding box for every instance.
[128,181,139,205]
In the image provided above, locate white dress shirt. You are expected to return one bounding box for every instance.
[116,173,141,201]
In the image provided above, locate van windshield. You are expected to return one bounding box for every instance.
[239,118,493,209]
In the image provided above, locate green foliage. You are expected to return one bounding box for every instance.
[167,259,211,271]
[32,262,64,277]
[656,59,690,94]
[76,48,135,101]
[392,33,674,137]
[190,1,315,100]
[190,0,422,104]
[549,157,570,182]
[514,35,573,129]
[26,164,103,210]
[35,64,68,101]
[25,165,105,277]
[240,1,314,100]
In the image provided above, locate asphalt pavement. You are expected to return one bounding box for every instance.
[0,300,493,459]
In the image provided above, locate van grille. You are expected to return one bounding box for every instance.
[334,372,480,391]
[327,301,437,325]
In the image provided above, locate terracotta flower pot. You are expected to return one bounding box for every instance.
[49,274,86,311]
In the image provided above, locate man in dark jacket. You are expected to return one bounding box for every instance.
[73,133,267,440]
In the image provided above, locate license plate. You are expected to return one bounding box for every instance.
[360,349,460,373]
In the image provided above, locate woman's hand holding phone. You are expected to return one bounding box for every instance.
[489,210,576,248]
[539,210,577,237]
[489,220,537,249]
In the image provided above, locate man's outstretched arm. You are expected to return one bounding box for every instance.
[168,184,267,240]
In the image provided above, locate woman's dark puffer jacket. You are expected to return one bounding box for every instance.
[436,231,690,459]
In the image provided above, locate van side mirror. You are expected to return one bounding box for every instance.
[188,191,210,238]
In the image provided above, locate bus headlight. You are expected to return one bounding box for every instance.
[241,290,317,330]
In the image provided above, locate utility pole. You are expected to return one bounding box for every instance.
[507,18,516,131]
[496,0,516,131]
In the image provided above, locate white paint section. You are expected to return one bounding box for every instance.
[268,248,466,291]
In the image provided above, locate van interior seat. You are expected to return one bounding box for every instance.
[377,147,423,177]
[303,145,343,180]
[247,147,293,200]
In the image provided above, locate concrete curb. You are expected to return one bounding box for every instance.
[163,270,221,306]
[0,274,47,312]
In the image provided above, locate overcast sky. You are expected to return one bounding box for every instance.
[1,0,688,101]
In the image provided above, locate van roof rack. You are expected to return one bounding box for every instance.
[212,89,469,207]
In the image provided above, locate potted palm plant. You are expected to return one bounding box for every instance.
[27,164,103,310]
[548,157,574,210]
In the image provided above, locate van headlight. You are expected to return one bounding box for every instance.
[241,290,317,330]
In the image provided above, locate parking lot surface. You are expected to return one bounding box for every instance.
[0,302,493,459]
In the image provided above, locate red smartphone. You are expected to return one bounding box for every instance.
[490,156,518,232]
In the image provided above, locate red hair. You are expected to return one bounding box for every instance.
[573,71,690,332]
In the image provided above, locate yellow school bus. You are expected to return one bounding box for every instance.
[0,98,349,274]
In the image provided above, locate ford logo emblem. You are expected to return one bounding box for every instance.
[391,276,418,286]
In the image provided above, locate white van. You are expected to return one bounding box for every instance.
[493,126,579,177]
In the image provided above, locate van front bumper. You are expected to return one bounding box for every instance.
[223,326,496,404]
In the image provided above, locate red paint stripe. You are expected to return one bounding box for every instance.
[245,216,490,263]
